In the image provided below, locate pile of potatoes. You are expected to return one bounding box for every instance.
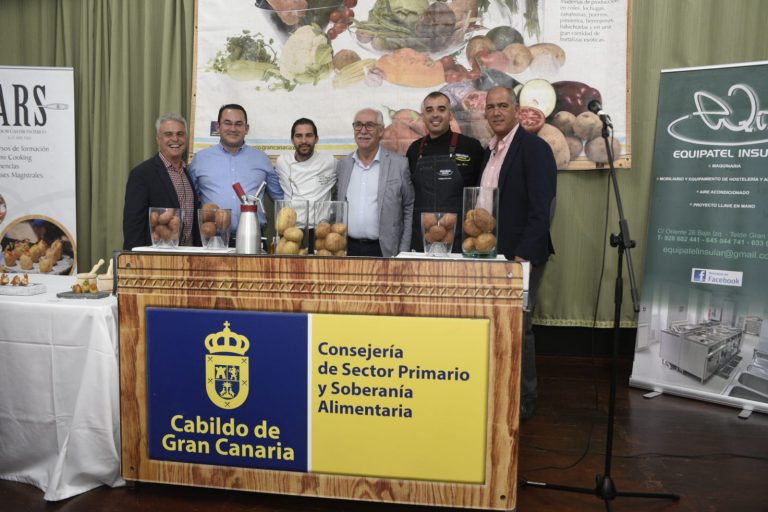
[199,203,232,239]
[314,220,348,257]
[422,213,456,247]
[275,207,308,255]
[150,207,182,245]
[462,208,497,254]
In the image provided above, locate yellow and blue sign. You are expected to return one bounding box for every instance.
[147,308,308,471]
[146,309,490,482]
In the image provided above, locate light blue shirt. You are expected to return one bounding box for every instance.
[346,148,380,240]
[189,143,283,229]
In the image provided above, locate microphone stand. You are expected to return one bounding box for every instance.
[519,115,679,510]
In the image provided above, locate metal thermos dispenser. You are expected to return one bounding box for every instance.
[236,204,261,254]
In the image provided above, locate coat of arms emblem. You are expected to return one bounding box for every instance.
[205,321,249,409]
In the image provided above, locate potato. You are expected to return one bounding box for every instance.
[537,123,570,169]
[299,248,309,255]
[333,49,361,70]
[158,209,175,225]
[475,233,497,252]
[214,209,231,230]
[462,237,476,252]
[502,43,532,74]
[150,211,160,226]
[284,226,304,243]
[422,212,437,230]
[275,238,287,254]
[463,218,482,237]
[585,136,622,163]
[442,229,455,244]
[155,224,171,240]
[466,35,494,64]
[425,224,447,243]
[335,250,347,256]
[324,232,344,252]
[472,208,495,232]
[565,136,583,160]
[439,213,456,229]
[528,43,566,66]
[169,215,181,233]
[331,223,347,236]
[314,238,325,251]
[573,112,602,141]
[201,221,217,237]
[551,111,576,136]
[282,241,300,255]
[276,207,297,235]
[315,221,331,239]
[316,249,333,256]
[201,203,219,222]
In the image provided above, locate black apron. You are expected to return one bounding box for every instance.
[412,132,464,252]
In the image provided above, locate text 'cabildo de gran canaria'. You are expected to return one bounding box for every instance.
[161,416,295,460]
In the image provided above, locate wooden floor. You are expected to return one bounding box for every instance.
[2,356,767,512]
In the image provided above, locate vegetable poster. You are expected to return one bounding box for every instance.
[0,66,77,276]
[630,61,768,415]
[193,0,629,170]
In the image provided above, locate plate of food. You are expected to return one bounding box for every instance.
[0,273,47,296]
[1,240,74,275]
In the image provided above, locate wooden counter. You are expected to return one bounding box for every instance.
[118,253,524,510]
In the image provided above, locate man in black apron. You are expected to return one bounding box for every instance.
[406,92,485,252]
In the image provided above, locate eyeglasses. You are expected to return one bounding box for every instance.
[220,120,246,128]
[352,121,381,132]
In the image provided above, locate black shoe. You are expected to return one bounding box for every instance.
[520,399,536,422]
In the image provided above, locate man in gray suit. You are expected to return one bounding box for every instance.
[335,108,415,257]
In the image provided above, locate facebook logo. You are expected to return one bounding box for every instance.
[691,268,742,287]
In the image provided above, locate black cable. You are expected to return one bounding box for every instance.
[520,128,617,477]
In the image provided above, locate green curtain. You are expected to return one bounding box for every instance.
[0,0,194,271]
[1,0,767,326]
[538,0,768,327]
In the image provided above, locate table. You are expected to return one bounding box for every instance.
[0,274,124,500]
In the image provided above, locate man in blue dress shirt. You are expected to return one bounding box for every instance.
[189,104,283,237]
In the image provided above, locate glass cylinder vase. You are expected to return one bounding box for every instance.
[462,187,499,259]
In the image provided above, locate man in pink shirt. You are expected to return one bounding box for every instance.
[480,86,557,420]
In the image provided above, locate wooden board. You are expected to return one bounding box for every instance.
[118,253,524,510]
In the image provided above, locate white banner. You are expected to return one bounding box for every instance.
[0,66,76,275]
[631,61,768,415]
[192,0,629,170]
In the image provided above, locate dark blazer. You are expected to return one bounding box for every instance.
[122,154,201,250]
[481,127,556,266]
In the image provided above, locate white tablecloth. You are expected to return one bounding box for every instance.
[0,275,124,500]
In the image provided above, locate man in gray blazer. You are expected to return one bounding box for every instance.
[335,108,415,257]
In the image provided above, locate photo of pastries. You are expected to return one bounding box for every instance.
[0,217,75,275]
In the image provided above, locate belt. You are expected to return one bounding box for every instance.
[348,237,379,244]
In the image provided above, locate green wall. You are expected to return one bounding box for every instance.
[1,0,767,325]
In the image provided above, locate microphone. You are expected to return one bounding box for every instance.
[587,100,612,127]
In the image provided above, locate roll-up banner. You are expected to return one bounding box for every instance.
[0,66,77,275]
[630,61,768,414]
